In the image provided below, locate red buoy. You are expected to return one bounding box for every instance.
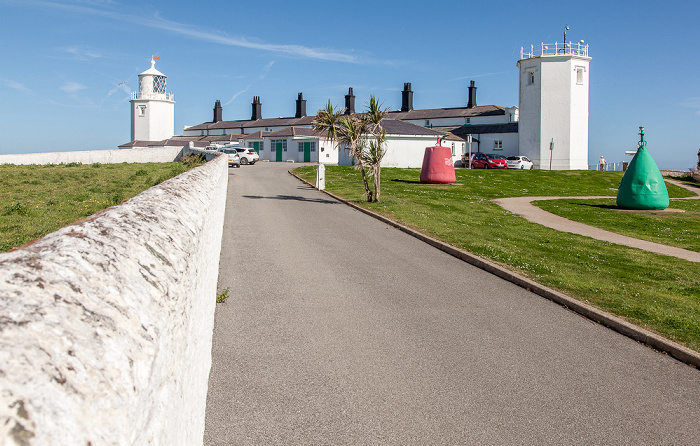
[420,141,455,184]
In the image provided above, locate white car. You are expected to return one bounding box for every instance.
[506,155,534,170]
[219,148,241,167]
[235,148,259,165]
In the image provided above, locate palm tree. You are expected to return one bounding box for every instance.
[337,114,373,202]
[363,95,389,202]
[312,100,343,154]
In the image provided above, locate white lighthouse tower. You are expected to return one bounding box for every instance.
[130,57,175,142]
[517,32,591,170]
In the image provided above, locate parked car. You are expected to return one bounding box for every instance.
[235,148,259,165]
[219,148,240,167]
[506,155,534,170]
[470,153,508,169]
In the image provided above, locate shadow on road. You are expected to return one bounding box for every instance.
[242,194,338,204]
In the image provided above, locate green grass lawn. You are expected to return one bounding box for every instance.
[0,159,204,253]
[294,166,700,352]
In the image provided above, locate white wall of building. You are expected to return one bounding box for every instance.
[131,99,175,141]
[338,135,440,168]
[518,53,590,170]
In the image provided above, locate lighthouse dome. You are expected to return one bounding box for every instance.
[137,58,167,97]
[139,58,166,77]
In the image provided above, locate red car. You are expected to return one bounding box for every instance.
[470,153,508,169]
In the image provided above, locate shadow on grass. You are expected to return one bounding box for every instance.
[391,179,423,185]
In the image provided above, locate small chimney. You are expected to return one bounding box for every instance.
[344,87,355,115]
[467,80,477,108]
[213,100,223,123]
[251,96,262,120]
[295,92,307,118]
[401,82,414,112]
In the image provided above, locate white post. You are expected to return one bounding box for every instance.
[316,163,325,190]
[467,134,472,169]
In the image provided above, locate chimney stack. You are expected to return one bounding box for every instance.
[344,87,355,115]
[251,96,262,120]
[401,82,414,112]
[467,80,477,108]
[213,100,223,123]
[295,92,307,118]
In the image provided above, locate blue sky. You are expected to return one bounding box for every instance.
[1,0,698,170]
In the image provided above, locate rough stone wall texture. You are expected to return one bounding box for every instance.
[0,154,227,445]
[0,146,184,166]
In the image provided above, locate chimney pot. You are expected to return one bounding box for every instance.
[401,82,414,112]
[467,80,477,108]
[344,87,355,115]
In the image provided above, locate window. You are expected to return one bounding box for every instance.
[153,76,166,94]
[527,70,535,85]
[137,105,146,117]
[451,142,455,156]
[298,142,304,152]
[494,140,503,150]
[271,139,286,151]
[425,120,430,127]
[576,67,584,85]
[466,118,470,124]
[310,141,316,152]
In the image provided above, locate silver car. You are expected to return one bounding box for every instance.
[506,155,534,170]
[220,148,241,167]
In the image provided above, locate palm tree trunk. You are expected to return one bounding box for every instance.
[373,165,381,202]
[358,163,373,202]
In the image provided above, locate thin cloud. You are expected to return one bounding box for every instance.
[260,61,275,79]
[225,84,252,106]
[63,45,103,60]
[0,78,32,93]
[225,62,275,105]
[26,1,361,63]
[61,81,87,93]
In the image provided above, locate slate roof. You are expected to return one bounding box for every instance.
[448,122,519,137]
[266,126,323,138]
[379,119,445,136]
[185,115,315,131]
[385,105,506,120]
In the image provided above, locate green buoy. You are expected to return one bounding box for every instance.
[616,127,669,210]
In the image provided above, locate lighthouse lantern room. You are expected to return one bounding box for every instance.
[130,57,175,142]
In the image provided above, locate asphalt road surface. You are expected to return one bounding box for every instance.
[205,162,699,445]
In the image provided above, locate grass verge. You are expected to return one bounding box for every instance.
[0,160,205,253]
[293,166,700,352]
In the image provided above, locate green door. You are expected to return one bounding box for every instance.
[253,141,260,154]
[275,142,283,162]
[303,142,311,162]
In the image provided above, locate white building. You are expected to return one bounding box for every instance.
[517,42,591,170]
[130,58,175,142]
[121,39,592,170]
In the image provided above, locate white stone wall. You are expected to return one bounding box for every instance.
[0,146,183,166]
[0,155,228,445]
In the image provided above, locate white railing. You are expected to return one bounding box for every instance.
[521,42,589,59]
[130,91,175,101]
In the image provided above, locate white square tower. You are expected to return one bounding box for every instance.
[130,58,175,142]
[517,41,591,170]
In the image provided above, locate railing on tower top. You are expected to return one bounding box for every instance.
[130,92,175,101]
[520,42,589,59]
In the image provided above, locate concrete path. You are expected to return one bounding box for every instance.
[494,179,700,263]
[206,163,699,445]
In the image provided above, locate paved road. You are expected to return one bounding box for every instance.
[205,163,699,445]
